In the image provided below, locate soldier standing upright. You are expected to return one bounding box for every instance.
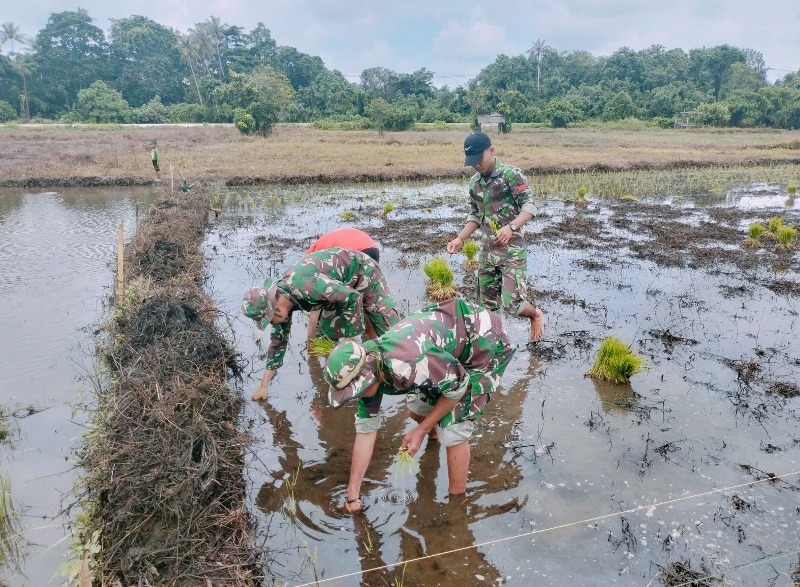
[323,297,517,513]
[242,247,400,401]
[446,131,545,344]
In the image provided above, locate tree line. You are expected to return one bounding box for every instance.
[2,10,800,133]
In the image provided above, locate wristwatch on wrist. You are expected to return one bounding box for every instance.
[509,222,519,232]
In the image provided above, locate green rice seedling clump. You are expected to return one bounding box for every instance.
[748,221,765,240]
[308,336,337,357]
[423,257,457,300]
[768,216,783,233]
[340,210,356,220]
[577,186,587,198]
[383,202,394,216]
[487,217,501,234]
[423,257,453,286]
[462,239,479,261]
[777,225,797,246]
[788,184,797,196]
[586,337,645,384]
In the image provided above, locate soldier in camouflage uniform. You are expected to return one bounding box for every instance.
[242,247,400,401]
[323,297,516,512]
[446,131,545,344]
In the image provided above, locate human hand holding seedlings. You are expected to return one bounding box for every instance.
[252,368,277,401]
[446,221,478,254]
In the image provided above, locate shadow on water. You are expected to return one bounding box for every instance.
[205,181,800,587]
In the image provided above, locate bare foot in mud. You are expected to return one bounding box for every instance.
[344,496,364,514]
[530,307,545,343]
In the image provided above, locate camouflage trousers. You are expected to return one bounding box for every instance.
[317,282,399,339]
[477,246,529,315]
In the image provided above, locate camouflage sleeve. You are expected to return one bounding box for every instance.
[466,182,481,226]
[265,320,291,370]
[313,274,364,338]
[508,168,537,216]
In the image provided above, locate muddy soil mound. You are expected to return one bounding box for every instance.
[78,190,260,585]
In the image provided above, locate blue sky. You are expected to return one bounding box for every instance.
[5,0,799,85]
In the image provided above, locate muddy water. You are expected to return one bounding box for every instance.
[0,188,158,586]
[205,182,800,587]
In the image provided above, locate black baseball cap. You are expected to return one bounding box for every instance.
[463,131,491,166]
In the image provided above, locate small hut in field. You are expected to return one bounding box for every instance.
[477,113,506,132]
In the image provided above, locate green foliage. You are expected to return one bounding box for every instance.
[340,210,356,220]
[748,221,765,240]
[768,216,783,233]
[487,217,501,234]
[0,100,17,122]
[696,102,731,126]
[0,471,23,569]
[777,225,797,245]
[586,337,645,384]
[544,98,582,128]
[130,95,168,124]
[383,202,394,216]
[167,102,207,123]
[365,97,415,134]
[73,81,131,123]
[788,184,797,196]
[577,186,587,198]
[312,115,371,130]
[212,66,295,135]
[423,257,453,286]
[232,107,256,134]
[462,239,479,261]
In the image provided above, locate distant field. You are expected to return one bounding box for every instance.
[1,123,800,187]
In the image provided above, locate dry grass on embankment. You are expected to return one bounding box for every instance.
[76,188,262,586]
[2,123,800,187]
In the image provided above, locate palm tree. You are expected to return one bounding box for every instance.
[175,32,204,106]
[526,38,548,93]
[1,22,32,121]
[205,16,228,81]
[0,22,29,53]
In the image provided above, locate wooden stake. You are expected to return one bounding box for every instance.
[116,221,124,302]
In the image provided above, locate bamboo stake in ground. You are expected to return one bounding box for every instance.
[116,222,124,302]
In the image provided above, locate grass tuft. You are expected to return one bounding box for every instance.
[777,225,797,246]
[586,337,645,384]
[767,216,783,233]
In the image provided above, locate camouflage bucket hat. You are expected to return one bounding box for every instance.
[324,341,378,408]
[242,280,279,330]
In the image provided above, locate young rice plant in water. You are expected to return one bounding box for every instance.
[768,216,783,233]
[423,257,457,301]
[391,449,420,492]
[748,221,765,240]
[777,225,797,247]
[586,337,645,384]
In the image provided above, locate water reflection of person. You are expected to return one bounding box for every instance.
[371,357,542,585]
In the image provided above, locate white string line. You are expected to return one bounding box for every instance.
[289,470,800,587]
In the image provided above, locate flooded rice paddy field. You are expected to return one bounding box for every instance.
[204,182,800,586]
[0,188,159,586]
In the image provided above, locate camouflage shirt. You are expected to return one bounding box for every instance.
[357,297,516,426]
[466,159,537,253]
[266,248,397,369]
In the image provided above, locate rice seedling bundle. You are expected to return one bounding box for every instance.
[777,225,797,246]
[391,448,420,490]
[423,257,457,300]
[768,216,783,233]
[586,337,645,384]
[487,217,501,234]
[307,336,336,356]
[462,240,479,261]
